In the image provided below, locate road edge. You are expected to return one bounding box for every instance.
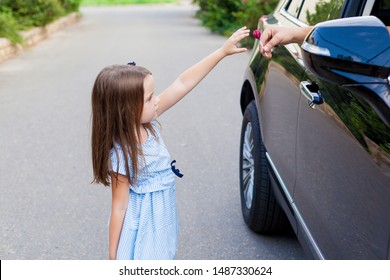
[0,12,81,64]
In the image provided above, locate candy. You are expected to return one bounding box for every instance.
[252,29,261,40]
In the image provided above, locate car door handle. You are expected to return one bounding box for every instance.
[300,81,325,109]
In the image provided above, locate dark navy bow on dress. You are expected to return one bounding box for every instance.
[171,160,183,178]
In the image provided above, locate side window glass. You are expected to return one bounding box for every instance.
[286,0,304,18]
[370,0,390,26]
[300,0,345,25]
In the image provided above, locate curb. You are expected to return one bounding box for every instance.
[0,12,81,63]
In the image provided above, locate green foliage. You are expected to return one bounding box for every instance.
[234,0,279,47]
[194,0,242,35]
[0,7,23,44]
[306,0,344,25]
[193,0,278,47]
[81,0,176,4]
[0,0,81,43]
[60,0,82,12]
[1,0,63,28]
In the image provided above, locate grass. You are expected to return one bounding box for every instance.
[81,0,178,5]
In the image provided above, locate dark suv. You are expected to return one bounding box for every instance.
[239,0,390,259]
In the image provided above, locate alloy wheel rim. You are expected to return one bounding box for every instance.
[242,122,255,209]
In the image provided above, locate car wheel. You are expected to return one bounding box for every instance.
[239,100,288,233]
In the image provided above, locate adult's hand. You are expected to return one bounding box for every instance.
[260,26,313,58]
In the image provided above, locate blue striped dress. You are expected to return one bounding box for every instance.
[109,121,179,260]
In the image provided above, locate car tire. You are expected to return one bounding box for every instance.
[239,100,288,233]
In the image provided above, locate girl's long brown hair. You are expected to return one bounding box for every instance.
[91,65,156,186]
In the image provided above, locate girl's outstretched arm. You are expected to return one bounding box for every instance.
[157,26,250,116]
[109,173,130,260]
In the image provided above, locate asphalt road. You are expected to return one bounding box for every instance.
[0,3,305,260]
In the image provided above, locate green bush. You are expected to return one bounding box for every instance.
[0,7,23,44]
[1,0,64,28]
[193,0,279,47]
[194,0,242,35]
[0,0,81,43]
[59,0,82,13]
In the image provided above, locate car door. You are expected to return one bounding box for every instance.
[293,0,390,259]
[256,0,308,208]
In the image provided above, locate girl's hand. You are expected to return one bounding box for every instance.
[221,26,250,56]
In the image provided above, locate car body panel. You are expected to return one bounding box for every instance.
[295,70,390,259]
[240,0,390,259]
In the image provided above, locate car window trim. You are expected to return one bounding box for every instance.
[342,0,376,16]
[362,0,375,15]
[281,0,362,26]
[280,2,308,27]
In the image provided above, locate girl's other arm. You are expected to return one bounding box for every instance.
[157,26,250,116]
[109,173,130,260]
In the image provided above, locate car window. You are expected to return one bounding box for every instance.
[304,0,345,24]
[370,0,390,25]
[284,0,345,25]
[285,0,303,18]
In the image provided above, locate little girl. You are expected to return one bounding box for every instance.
[91,26,250,260]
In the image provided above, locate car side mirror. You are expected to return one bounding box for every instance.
[301,16,389,84]
[301,16,390,126]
